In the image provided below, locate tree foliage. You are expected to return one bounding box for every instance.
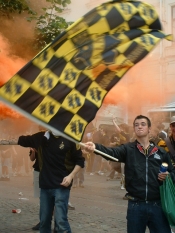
[27,0,72,49]
[0,0,72,50]
[0,0,36,18]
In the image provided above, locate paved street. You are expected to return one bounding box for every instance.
[0,171,128,233]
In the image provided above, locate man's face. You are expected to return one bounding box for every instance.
[170,123,175,136]
[134,118,150,138]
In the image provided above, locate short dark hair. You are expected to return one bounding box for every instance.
[133,115,151,127]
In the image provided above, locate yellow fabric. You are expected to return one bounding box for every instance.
[0,0,172,142]
[157,139,169,152]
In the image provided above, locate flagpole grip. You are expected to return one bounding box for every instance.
[0,139,18,145]
[79,142,118,162]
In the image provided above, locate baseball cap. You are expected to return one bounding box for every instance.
[170,116,175,125]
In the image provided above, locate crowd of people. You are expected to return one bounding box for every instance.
[0,144,32,181]
[2,115,172,186]
[0,114,175,233]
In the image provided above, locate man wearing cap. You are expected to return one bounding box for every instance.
[164,116,175,167]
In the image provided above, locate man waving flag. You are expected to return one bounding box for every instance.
[0,0,172,142]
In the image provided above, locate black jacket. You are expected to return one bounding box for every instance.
[95,140,175,201]
[18,131,85,189]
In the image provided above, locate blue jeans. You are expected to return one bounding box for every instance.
[40,187,71,233]
[127,200,171,233]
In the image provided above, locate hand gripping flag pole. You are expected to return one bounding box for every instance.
[79,142,118,161]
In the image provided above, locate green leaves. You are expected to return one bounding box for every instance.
[33,0,73,49]
[34,15,72,49]
[0,0,72,50]
[0,0,36,17]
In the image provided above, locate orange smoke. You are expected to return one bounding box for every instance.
[104,56,165,118]
[1,16,36,59]
[0,34,27,86]
[0,102,21,119]
[0,34,28,118]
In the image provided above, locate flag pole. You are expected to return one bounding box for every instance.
[0,139,118,162]
[0,139,18,145]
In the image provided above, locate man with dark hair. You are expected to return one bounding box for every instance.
[133,114,151,127]
[17,130,85,233]
[84,115,175,233]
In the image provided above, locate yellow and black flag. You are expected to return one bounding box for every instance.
[0,0,172,142]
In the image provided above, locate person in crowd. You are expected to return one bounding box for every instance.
[11,146,18,177]
[112,117,130,191]
[112,117,130,142]
[164,116,175,167]
[83,128,96,173]
[149,127,168,152]
[84,115,175,233]
[73,147,88,188]
[167,127,172,137]
[129,130,136,142]
[154,122,175,233]
[158,123,167,140]
[89,127,103,175]
[22,151,30,176]
[150,125,174,233]
[12,146,29,176]
[15,130,85,233]
[73,167,85,188]
[29,146,75,232]
[0,129,17,179]
[107,131,122,181]
[90,127,110,176]
[0,145,12,181]
[165,118,175,233]
[83,149,91,173]
[29,147,41,231]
